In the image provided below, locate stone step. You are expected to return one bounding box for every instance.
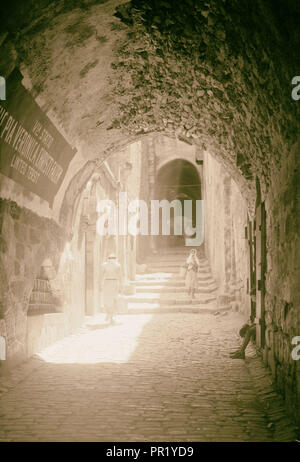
[127,302,228,315]
[135,285,218,294]
[145,256,208,263]
[125,294,216,305]
[145,269,211,276]
[145,261,209,268]
[135,273,214,282]
[133,278,216,285]
[147,256,205,262]
[155,248,204,254]
[131,248,219,314]
[145,260,207,266]
[145,265,210,272]
[145,268,211,275]
[155,254,205,259]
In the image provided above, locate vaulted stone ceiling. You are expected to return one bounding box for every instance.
[1,0,299,212]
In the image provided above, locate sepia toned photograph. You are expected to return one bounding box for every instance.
[0,0,299,446]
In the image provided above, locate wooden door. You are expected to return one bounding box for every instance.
[255,202,267,348]
[247,218,256,322]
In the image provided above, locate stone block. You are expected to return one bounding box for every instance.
[0,40,17,78]
[263,346,269,365]
[21,209,37,226]
[123,284,135,295]
[29,228,41,245]
[0,319,6,337]
[16,242,25,260]
[0,302,5,320]
[0,235,7,253]
[0,268,9,301]
[217,294,233,306]
[10,280,26,299]
[14,222,28,242]
[230,301,240,312]
[24,264,33,279]
[0,212,4,234]
[14,260,21,276]
[268,349,276,378]
[8,202,21,220]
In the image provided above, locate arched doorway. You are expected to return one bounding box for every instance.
[154,159,202,249]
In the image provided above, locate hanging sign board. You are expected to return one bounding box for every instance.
[0,70,76,206]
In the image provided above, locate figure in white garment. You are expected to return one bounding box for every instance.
[101,253,122,324]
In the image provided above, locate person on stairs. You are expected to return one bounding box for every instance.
[184,248,200,300]
[101,253,122,324]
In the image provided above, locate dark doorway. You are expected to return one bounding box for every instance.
[155,159,202,248]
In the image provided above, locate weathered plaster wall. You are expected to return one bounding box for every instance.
[203,154,226,289]
[154,135,196,172]
[229,179,251,316]
[0,199,67,364]
[60,195,86,330]
[136,140,150,264]
[203,152,250,316]
[121,140,142,279]
[0,179,95,363]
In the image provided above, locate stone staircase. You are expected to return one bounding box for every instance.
[126,247,223,314]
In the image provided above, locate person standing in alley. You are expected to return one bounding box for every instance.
[184,248,200,300]
[101,253,122,324]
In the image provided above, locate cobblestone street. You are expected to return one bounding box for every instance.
[0,312,298,442]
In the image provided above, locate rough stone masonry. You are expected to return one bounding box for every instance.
[0,0,299,435]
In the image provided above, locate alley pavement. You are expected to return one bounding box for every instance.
[0,312,298,442]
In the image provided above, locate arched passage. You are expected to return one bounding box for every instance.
[154,159,202,248]
[0,0,299,431]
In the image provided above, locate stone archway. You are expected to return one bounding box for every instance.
[0,0,299,426]
[154,159,202,249]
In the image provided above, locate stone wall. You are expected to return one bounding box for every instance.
[0,178,97,364]
[153,134,196,172]
[263,138,300,424]
[230,179,252,316]
[0,198,67,365]
[203,152,250,317]
[0,0,299,426]
[136,137,151,263]
[112,0,300,212]
[123,140,142,277]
